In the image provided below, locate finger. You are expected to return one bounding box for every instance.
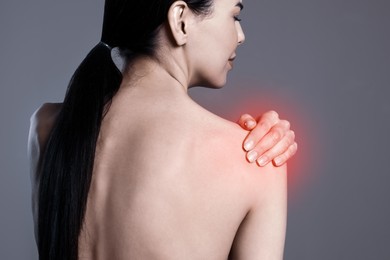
[246,127,291,164]
[245,126,293,164]
[238,114,257,130]
[273,142,298,166]
[255,131,296,167]
[243,111,280,151]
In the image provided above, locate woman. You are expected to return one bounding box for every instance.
[28,0,297,259]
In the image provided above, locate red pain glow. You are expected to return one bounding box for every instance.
[225,88,320,200]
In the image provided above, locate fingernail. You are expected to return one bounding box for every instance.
[244,140,254,151]
[274,157,282,166]
[247,150,258,163]
[257,156,268,166]
[245,120,255,128]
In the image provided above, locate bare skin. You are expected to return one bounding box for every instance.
[28,0,289,258]
[82,61,287,259]
[29,62,287,260]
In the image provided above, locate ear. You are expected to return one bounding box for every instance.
[167,1,191,46]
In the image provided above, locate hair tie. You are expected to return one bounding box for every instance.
[100,41,112,50]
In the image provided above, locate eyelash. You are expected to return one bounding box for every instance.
[234,16,242,22]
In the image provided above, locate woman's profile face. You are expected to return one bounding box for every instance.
[188,0,245,88]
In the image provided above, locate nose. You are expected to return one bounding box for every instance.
[236,22,245,45]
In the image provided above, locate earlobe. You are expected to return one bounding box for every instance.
[167,1,189,46]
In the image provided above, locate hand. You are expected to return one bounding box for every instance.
[238,111,297,167]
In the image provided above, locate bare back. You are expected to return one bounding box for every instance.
[29,84,287,259]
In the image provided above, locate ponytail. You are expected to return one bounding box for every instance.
[36,0,214,258]
[37,42,122,260]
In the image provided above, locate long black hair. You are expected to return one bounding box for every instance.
[37,1,213,259]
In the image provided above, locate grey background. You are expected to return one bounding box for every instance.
[1,0,389,259]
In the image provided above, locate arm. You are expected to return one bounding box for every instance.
[28,103,62,176]
[238,111,297,167]
[27,102,62,243]
[229,164,287,260]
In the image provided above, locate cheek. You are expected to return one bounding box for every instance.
[219,25,239,54]
[212,29,237,59]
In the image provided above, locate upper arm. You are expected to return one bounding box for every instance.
[28,103,62,176]
[28,103,62,242]
[229,164,288,260]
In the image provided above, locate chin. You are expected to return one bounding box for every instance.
[195,75,228,89]
[195,82,226,89]
[211,81,227,89]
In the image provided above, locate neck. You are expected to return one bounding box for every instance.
[121,55,190,94]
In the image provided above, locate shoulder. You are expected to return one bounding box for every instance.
[201,116,287,219]
[212,118,287,192]
[186,109,287,193]
[29,102,62,141]
[30,102,62,131]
